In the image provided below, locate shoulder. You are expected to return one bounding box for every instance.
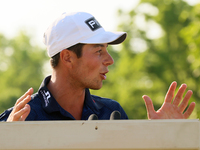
[26,93,44,120]
[29,93,42,106]
[0,93,44,121]
[91,95,128,119]
[0,107,13,121]
[92,95,120,108]
[0,93,41,121]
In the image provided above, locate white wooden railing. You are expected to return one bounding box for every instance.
[0,119,199,150]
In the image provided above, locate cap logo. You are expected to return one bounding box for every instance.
[85,17,102,31]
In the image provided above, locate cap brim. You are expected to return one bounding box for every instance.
[80,31,127,45]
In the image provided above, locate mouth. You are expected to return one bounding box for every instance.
[100,71,108,80]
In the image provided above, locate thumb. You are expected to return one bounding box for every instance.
[142,95,155,119]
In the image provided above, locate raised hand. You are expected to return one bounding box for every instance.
[142,82,196,119]
[7,88,33,121]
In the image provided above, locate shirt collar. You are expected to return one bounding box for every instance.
[38,76,60,113]
[38,76,99,119]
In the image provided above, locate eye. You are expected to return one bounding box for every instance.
[97,49,102,53]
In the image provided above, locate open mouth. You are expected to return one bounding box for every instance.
[100,73,107,80]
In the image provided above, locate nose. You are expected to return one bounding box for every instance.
[103,52,114,66]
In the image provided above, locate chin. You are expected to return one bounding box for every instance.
[90,87,102,90]
[89,84,103,90]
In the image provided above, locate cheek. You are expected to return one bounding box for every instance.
[77,51,102,76]
[84,59,101,74]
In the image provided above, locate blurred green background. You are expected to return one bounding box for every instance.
[0,0,200,119]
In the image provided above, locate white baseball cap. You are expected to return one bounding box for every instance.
[43,12,127,57]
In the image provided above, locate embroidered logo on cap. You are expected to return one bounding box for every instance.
[85,17,102,31]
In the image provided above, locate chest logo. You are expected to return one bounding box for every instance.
[40,90,51,107]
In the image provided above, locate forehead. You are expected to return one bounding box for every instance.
[84,43,108,48]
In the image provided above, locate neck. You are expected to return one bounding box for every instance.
[47,71,85,120]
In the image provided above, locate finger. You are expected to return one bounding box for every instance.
[15,88,34,105]
[179,90,193,113]
[172,84,187,106]
[7,89,33,122]
[9,105,30,121]
[183,102,196,119]
[164,81,177,103]
[142,95,156,119]
[15,95,32,112]
[20,104,31,121]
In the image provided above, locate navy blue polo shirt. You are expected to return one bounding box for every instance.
[0,76,128,121]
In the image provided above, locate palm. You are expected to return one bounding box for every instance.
[142,82,196,119]
[151,102,185,119]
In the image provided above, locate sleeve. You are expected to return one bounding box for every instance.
[0,107,13,121]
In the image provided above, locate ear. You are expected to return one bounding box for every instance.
[60,49,74,67]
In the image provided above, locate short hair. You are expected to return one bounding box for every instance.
[50,43,85,68]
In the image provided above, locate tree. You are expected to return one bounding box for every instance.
[91,0,200,119]
[0,32,48,113]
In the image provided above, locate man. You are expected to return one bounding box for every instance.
[0,12,196,121]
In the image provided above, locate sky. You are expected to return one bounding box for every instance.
[0,0,140,48]
[1,0,200,48]
[1,0,200,76]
